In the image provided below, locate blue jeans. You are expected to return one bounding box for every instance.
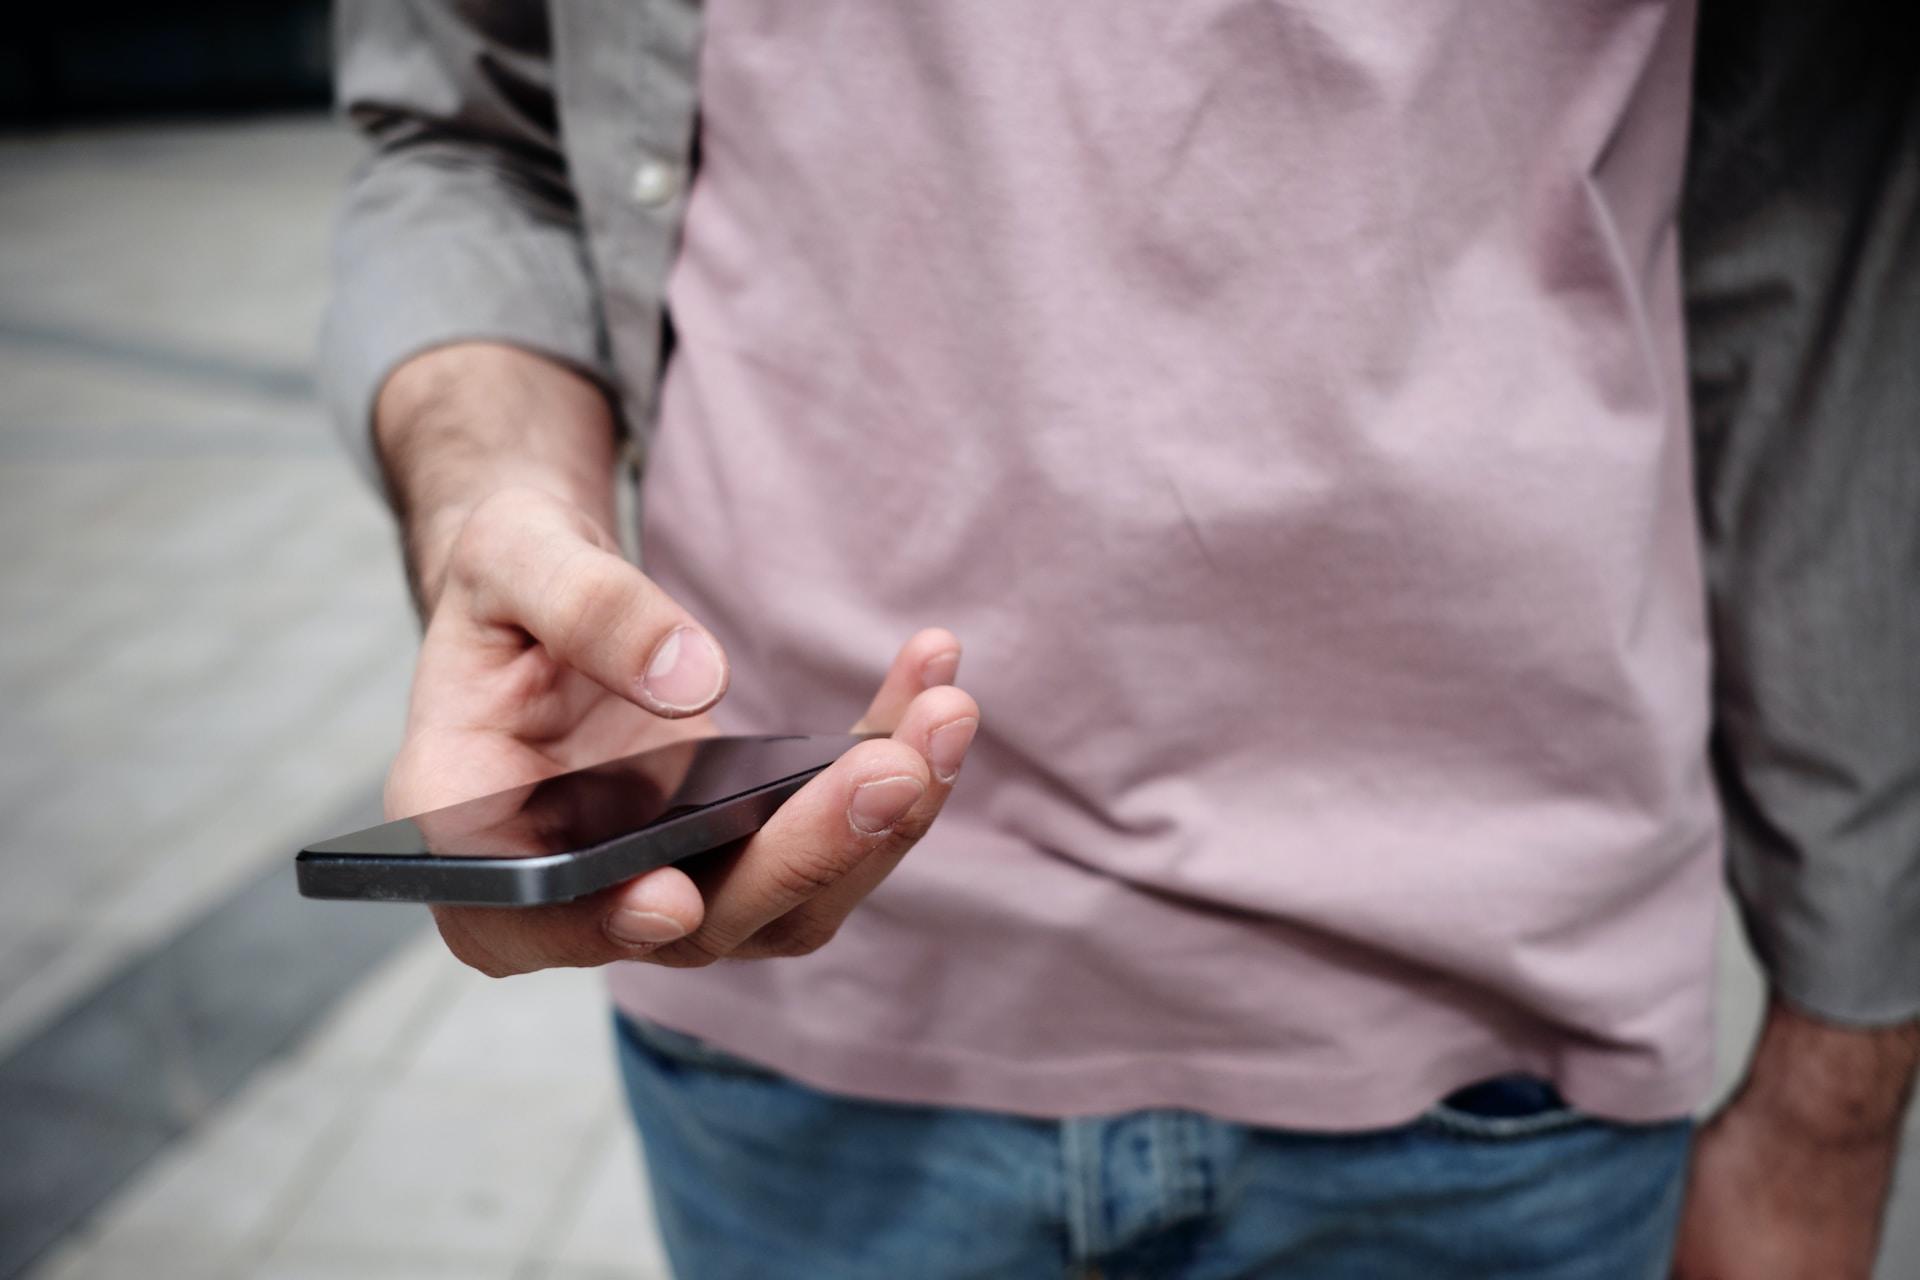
[614,1013,1692,1280]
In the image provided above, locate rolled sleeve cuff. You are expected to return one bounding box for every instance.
[1730,836,1920,1029]
[318,222,614,489]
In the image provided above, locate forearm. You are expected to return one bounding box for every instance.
[1675,992,1917,1277]
[1742,993,1920,1147]
[373,341,620,614]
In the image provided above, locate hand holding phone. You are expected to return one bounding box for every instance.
[301,733,900,906]
[380,486,979,977]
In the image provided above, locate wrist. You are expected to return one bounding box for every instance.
[374,341,620,614]
[1736,992,1920,1148]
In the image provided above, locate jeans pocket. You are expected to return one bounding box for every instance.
[1419,1073,1588,1139]
[615,1011,783,1081]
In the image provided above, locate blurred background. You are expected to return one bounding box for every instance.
[0,6,1913,1280]
[1,4,667,1278]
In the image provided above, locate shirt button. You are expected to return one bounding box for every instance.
[629,156,683,207]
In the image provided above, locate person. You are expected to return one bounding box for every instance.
[321,2,1919,1276]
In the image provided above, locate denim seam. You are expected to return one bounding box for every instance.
[1149,1112,1173,1233]
[1181,1113,1217,1221]
[1061,1116,1102,1264]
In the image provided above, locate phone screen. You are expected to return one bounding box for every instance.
[305,734,867,861]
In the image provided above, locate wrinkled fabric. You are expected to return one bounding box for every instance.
[609,0,1721,1129]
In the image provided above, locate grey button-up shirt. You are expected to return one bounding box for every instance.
[1685,3,1920,1023]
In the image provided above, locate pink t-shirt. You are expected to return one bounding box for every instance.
[609,0,1721,1129]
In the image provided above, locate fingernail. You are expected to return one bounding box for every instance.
[640,627,727,713]
[608,909,688,946]
[848,775,925,835]
[928,717,977,783]
[920,650,961,688]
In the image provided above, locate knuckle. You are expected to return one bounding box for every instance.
[767,843,856,902]
[538,554,620,643]
[449,489,534,580]
[761,916,841,958]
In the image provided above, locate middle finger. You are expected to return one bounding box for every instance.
[643,733,939,966]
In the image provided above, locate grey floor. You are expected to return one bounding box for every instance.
[0,114,1914,1280]
[0,115,666,1279]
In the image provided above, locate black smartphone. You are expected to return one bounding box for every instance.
[296,733,871,907]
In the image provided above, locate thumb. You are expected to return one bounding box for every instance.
[434,487,729,719]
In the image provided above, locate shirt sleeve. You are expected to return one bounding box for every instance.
[1685,3,1920,1025]
[318,0,614,486]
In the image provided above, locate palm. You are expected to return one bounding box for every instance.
[386,631,711,820]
